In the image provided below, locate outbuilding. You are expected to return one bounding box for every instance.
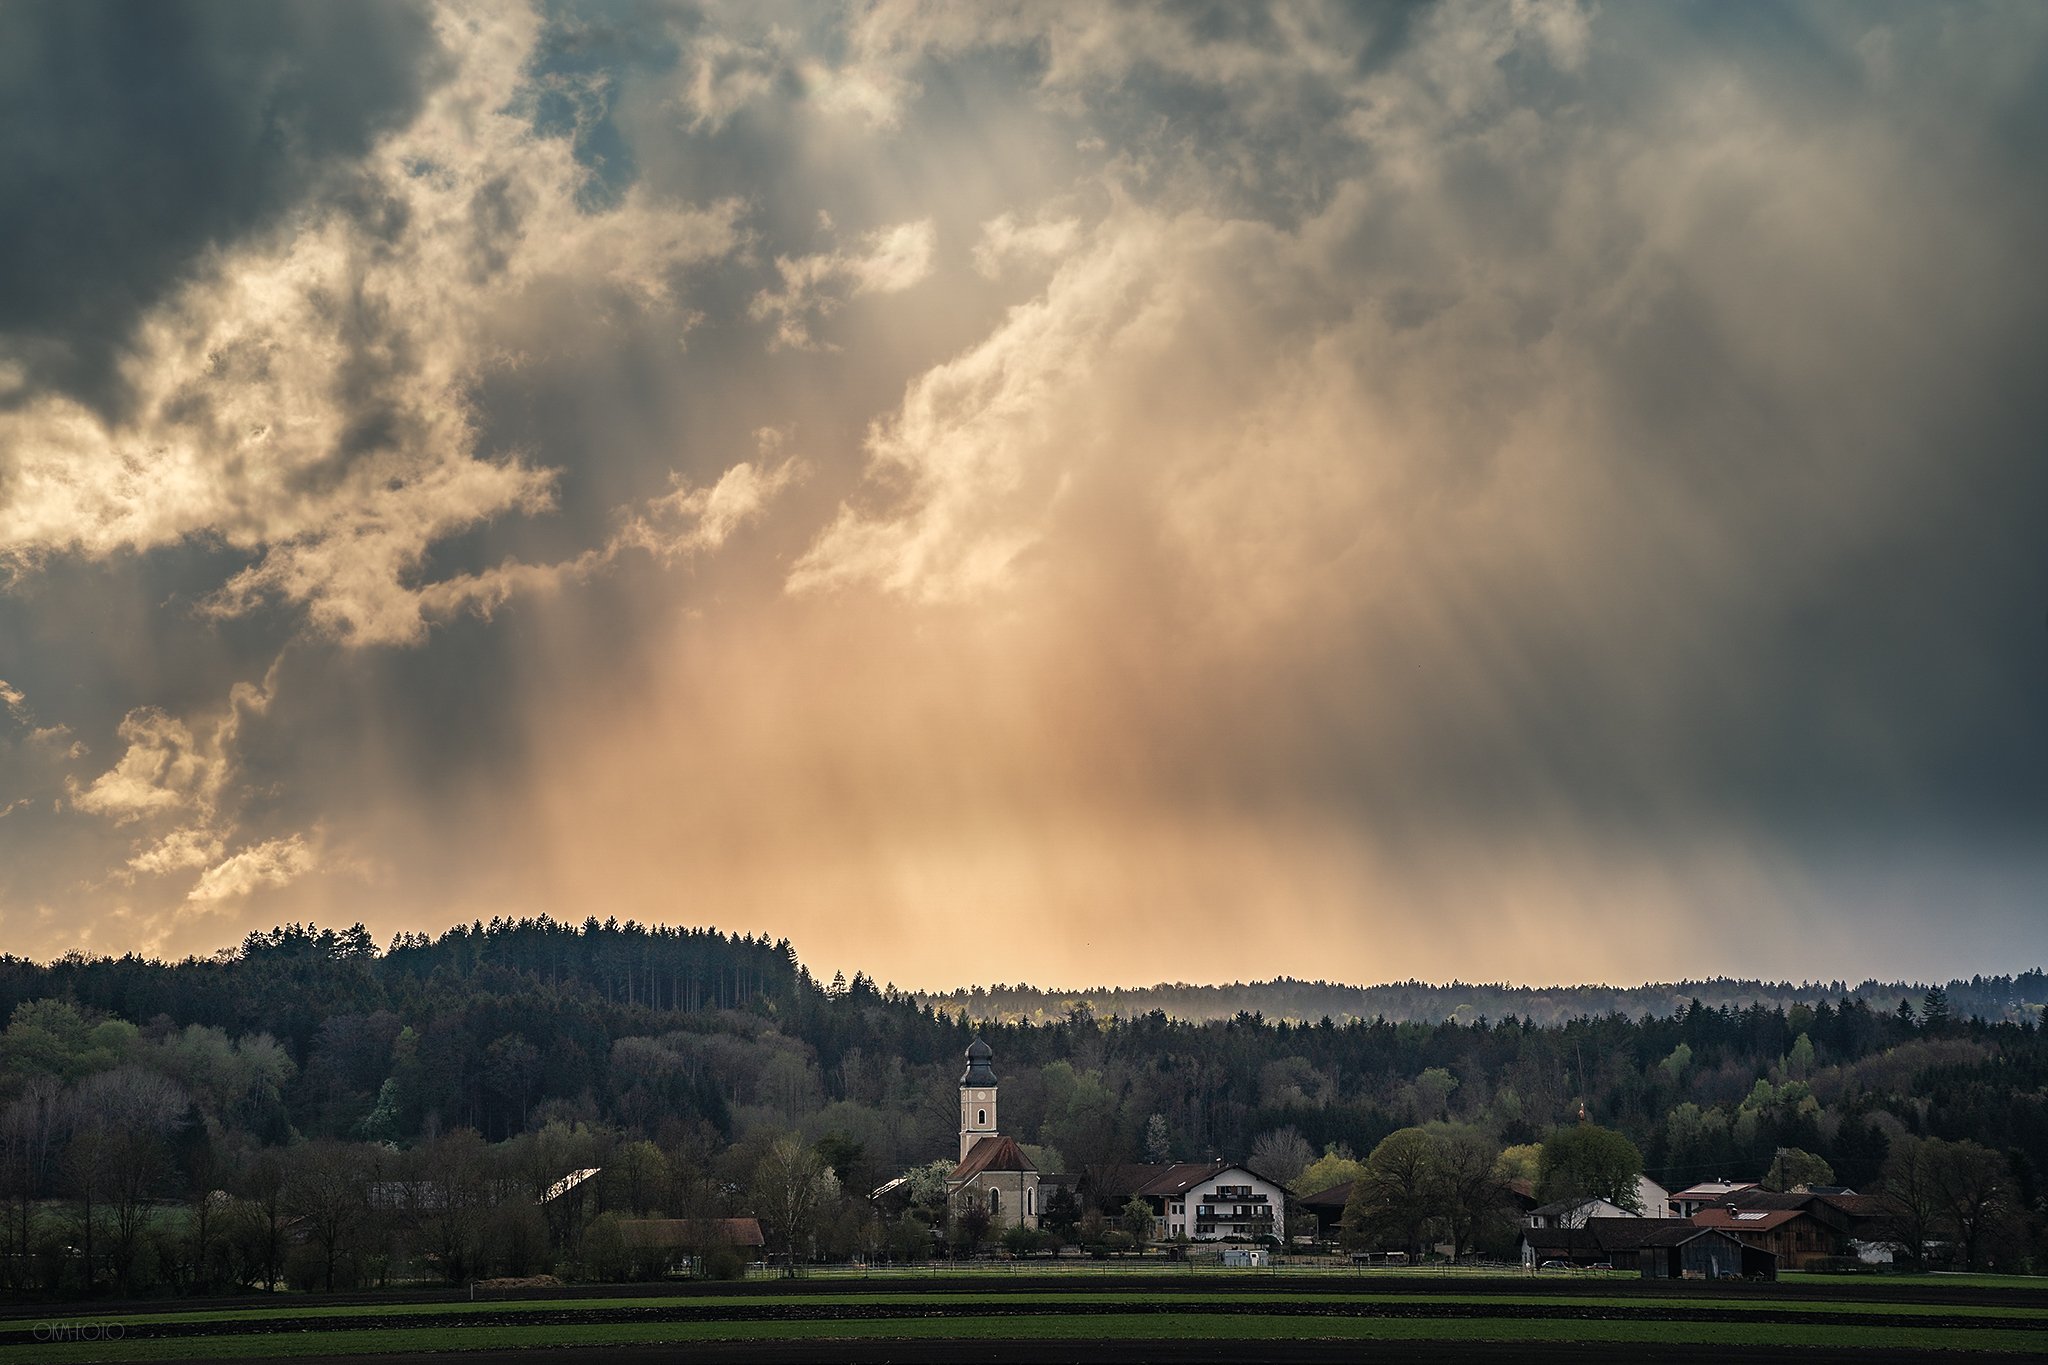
[1633,1224,1774,1281]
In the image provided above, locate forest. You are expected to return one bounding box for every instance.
[0,918,2042,1296]
[915,972,2048,1028]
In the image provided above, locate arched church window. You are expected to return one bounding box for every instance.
[977,1109,986,1125]
[989,1189,1000,1214]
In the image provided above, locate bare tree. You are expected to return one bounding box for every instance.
[0,1077,62,1290]
[288,1140,379,1291]
[611,1139,668,1217]
[1931,1140,2018,1271]
[63,1100,110,1292]
[1879,1136,1944,1269]
[240,1150,290,1291]
[751,1135,838,1276]
[184,1118,245,1293]
[74,1068,189,1293]
[1249,1127,1315,1189]
[415,1129,492,1285]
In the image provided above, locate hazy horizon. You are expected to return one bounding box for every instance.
[5,915,2040,1005]
[3,2,2045,991]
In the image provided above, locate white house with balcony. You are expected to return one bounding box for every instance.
[1135,1160,1290,1242]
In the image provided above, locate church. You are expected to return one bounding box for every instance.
[941,1037,1290,1243]
[946,1036,1043,1229]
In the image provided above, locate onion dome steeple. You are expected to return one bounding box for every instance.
[961,1036,997,1086]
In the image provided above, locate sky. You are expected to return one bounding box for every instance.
[1,0,2044,991]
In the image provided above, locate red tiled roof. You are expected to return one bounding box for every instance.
[1691,1207,1806,1233]
[952,1135,1036,1181]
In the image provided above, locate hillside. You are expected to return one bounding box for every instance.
[913,972,2048,1028]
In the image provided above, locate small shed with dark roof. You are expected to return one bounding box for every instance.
[1523,1216,1775,1281]
[1297,1179,1354,1212]
[1628,1223,1770,1280]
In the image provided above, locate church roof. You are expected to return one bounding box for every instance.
[952,1135,1036,1182]
[959,1035,998,1086]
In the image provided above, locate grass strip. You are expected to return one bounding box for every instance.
[0,1311,2041,1363]
[1788,1273,2047,1289]
[6,1288,2045,1333]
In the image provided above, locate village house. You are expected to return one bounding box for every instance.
[1690,1202,1843,1270]
[1670,1185,1898,1268]
[1525,1194,1637,1229]
[1720,1186,1892,1256]
[1524,1175,1672,1229]
[1130,1160,1290,1242]
[1668,1179,1759,1217]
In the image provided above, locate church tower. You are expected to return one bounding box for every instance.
[959,1036,998,1161]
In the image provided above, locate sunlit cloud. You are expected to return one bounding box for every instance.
[972,212,1081,279]
[750,219,937,351]
[187,834,318,905]
[0,0,2042,984]
[68,709,219,826]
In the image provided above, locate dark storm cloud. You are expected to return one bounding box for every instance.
[1,0,2043,985]
[0,0,447,411]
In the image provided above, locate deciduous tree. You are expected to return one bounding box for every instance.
[1537,1124,1644,1213]
[1343,1127,1438,1256]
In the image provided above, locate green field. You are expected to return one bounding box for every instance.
[5,1288,2047,1332]
[3,1314,2046,1364]
[2,1277,2044,1364]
